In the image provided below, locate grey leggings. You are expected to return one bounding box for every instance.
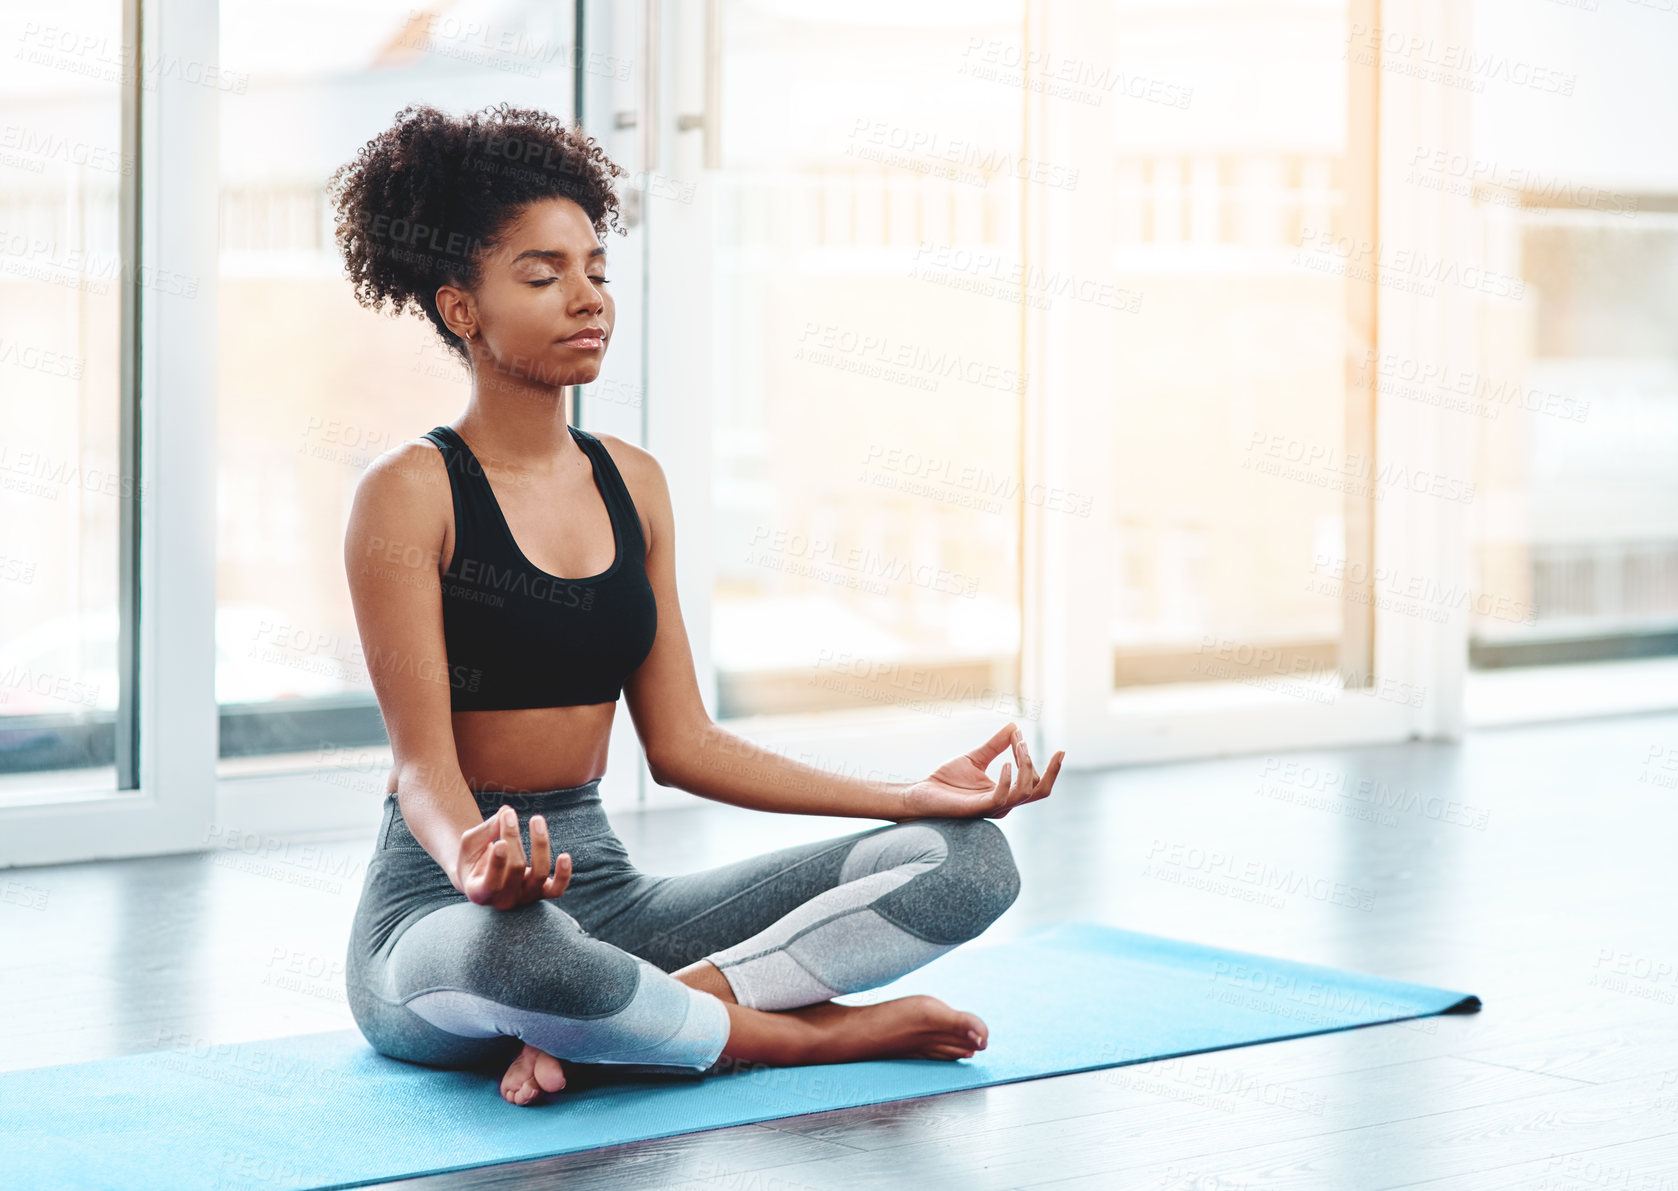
[345,780,1021,1077]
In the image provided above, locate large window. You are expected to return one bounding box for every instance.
[0,1,134,797]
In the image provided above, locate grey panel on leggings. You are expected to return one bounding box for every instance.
[705,825,963,1011]
[406,956,731,1070]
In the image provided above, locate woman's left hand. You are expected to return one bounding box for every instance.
[898,722,1064,821]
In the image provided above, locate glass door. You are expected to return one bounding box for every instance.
[619,0,1036,807]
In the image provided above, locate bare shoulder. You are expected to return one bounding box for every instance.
[590,431,672,543]
[589,430,662,482]
[343,435,453,569]
[359,434,449,496]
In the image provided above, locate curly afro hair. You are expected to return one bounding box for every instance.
[326,101,629,366]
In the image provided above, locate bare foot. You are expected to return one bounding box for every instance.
[781,994,989,1064]
[500,1042,568,1106]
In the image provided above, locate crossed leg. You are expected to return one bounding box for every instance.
[581,816,1023,1011]
[357,814,1022,1105]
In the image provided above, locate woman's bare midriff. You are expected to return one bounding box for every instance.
[449,703,617,793]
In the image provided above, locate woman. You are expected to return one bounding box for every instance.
[330,102,1065,1107]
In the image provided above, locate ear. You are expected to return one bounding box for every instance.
[435,282,476,340]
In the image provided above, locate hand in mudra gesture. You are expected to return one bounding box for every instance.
[454,805,574,910]
[900,722,1065,821]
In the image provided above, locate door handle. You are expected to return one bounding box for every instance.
[610,0,662,228]
[674,0,720,170]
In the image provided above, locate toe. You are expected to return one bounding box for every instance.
[927,1044,975,1060]
[533,1052,568,1093]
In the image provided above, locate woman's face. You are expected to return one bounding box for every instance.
[444,195,615,388]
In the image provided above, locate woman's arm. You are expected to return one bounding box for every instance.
[613,439,1045,820]
[343,441,485,882]
[667,721,910,820]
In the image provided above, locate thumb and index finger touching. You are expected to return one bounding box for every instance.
[460,805,571,907]
[966,721,1066,807]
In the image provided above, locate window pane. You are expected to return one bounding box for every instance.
[1106,1,1364,692]
[215,1,578,771]
[711,1,1028,721]
[0,2,128,798]
[1466,0,1678,669]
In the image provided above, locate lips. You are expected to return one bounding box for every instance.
[559,327,606,346]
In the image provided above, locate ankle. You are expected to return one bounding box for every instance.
[673,958,739,1005]
[716,1002,827,1069]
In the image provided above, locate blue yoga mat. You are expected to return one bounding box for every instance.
[0,922,1478,1191]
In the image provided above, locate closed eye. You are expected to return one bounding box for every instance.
[527,277,611,287]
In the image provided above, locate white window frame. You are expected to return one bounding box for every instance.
[1,0,221,867]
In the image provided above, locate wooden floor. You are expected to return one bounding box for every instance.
[6,711,1678,1188]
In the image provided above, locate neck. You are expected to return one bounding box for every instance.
[455,386,580,471]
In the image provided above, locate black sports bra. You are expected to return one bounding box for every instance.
[422,424,658,711]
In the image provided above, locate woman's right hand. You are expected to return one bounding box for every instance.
[453,805,573,910]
